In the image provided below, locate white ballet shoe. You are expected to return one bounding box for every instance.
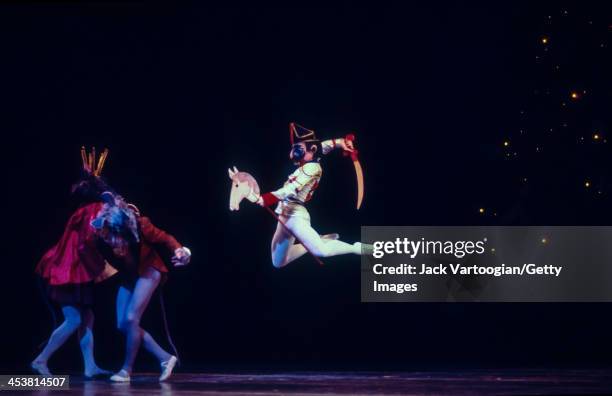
[159,355,177,382]
[31,361,52,376]
[110,369,130,382]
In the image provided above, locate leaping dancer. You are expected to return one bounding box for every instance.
[229,122,368,268]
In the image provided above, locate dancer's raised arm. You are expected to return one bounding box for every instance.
[321,136,355,155]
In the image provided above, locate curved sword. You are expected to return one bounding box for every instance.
[344,134,364,209]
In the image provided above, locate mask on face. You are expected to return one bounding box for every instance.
[290,144,306,161]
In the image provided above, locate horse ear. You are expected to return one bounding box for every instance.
[233,166,239,173]
[228,168,235,179]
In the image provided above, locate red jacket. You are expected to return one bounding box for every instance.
[135,216,182,275]
[37,204,182,284]
[36,203,107,286]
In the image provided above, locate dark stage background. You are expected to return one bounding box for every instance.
[1,1,611,373]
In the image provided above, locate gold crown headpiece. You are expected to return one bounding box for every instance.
[80,146,109,177]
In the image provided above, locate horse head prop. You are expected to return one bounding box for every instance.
[228,166,261,211]
[226,166,325,266]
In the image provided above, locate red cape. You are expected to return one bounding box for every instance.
[36,202,107,285]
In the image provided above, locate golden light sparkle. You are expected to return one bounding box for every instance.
[541,237,548,244]
[570,91,579,100]
[503,140,510,147]
[585,181,591,188]
[479,208,485,214]
[541,37,548,44]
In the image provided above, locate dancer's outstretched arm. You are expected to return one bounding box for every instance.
[321,136,355,155]
[139,217,191,266]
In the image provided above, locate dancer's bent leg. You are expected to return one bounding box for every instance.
[270,216,362,268]
[116,268,171,374]
[284,233,341,265]
[117,285,171,363]
[270,219,295,268]
[286,216,361,259]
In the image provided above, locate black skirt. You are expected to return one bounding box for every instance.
[47,282,95,307]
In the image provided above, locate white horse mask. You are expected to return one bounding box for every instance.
[228,166,261,211]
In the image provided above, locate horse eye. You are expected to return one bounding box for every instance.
[235,184,239,187]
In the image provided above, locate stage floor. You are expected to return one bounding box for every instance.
[19,369,612,395]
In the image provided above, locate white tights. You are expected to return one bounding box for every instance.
[270,215,362,268]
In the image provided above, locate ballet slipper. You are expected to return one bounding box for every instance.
[110,369,130,382]
[159,355,178,382]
